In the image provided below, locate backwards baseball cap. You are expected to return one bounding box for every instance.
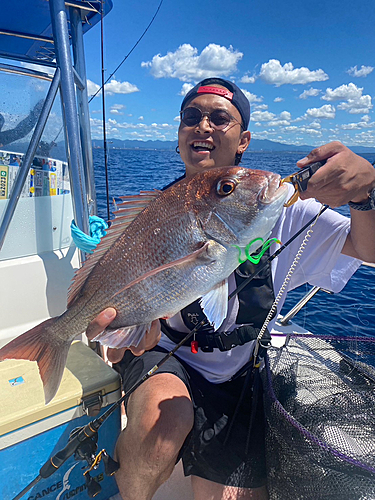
[180,77,250,130]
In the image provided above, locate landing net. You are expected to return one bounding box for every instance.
[262,336,375,499]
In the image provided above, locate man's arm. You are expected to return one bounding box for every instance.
[297,142,375,263]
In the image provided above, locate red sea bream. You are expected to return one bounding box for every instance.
[0,166,288,403]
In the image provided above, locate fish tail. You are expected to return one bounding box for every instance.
[0,317,71,404]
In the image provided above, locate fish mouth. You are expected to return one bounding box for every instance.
[190,140,215,153]
[258,174,288,204]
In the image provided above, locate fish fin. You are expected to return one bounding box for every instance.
[68,190,162,307]
[112,190,162,226]
[112,242,211,299]
[0,318,71,404]
[199,279,228,331]
[93,323,152,348]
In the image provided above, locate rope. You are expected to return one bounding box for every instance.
[71,215,108,253]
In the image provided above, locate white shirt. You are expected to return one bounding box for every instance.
[158,192,362,383]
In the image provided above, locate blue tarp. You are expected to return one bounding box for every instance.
[0,0,113,66]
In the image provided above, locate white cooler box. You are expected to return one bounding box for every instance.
[0,341,122,500]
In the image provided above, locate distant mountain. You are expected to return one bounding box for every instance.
[92,138,375,154]
[92,139,178,150]
[92,138,313,152]
[6,138,375,157]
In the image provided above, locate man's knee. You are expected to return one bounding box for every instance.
[118,373,194,458]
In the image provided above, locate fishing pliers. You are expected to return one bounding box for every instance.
[282,160,326,207]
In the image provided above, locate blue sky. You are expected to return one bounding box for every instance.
[81,0,375,148]
[1,0,374,149]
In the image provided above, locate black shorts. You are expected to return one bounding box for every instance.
[116,346,267,489]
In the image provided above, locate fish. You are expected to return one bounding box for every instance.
[0,166,288,404]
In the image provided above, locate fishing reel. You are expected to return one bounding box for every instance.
[69,427,120,498]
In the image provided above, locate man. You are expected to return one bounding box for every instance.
[86,78,375,500]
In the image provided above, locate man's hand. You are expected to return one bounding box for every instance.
[297,141,375,262]
[85,308,161,362]
[297,141,375,208]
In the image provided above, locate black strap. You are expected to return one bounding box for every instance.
[161,247,275,352]
[161,320,270,352]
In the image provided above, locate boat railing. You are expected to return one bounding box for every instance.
[279,262,373,326]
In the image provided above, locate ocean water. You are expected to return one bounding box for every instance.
[93,148,375,341]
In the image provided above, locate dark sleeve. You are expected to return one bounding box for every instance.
[162,173,185,191]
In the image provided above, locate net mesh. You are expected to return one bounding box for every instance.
[262,336,375,500]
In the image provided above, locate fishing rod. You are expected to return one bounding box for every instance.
[12,205,328,500]
[100,0,110,222]
[95,0,164,221]
[88,0,164,103]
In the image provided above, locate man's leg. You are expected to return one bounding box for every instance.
[114,372,194,500]
[191,476,269,500]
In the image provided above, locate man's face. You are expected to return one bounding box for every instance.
[178,91,250,176]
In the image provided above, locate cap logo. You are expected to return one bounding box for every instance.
[197,86,233,101]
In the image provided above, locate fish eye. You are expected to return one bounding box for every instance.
[216,178,237,196]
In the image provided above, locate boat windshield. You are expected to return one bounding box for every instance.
[0,67,74,261]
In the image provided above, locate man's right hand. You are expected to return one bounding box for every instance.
[85,308,161,362]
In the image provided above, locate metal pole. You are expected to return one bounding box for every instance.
[49,0,89,239]
[278,286,323,325]
[70,6,97,216]
[0,69,60,251]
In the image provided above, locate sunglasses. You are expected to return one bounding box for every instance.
[180,106,243,131]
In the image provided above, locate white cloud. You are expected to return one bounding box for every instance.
[250,110,275,122]
[90,117,179,141]
[337,95,373,114]
[308,120,322,129]
[268,120,290,127]
[253,104,268,111]
[241,89,263,103]
[250,110,291,127]
[322,83,363,101]
[21,62,55,78]
[179,83,194,96]
[299,88,321,99]
[341,119,374,130]
[87,79,101,97]
[350,131,375,145]
[87,79,139,97]
[110,104,125,115]
[111,104,125,111]
[306,104,335,119]
[321,83,372,114]
[259,59,328,86]
[268,111,292,128]
[302,128,322,136]
[105,79,139,95]
[141,43,243,82]
[240,74,256,84]
[138,116,144,121]
[347,65,374,78]
[274,97,284,102]
[280,111,291,121]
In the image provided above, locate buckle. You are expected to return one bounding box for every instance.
[215,330,242,351]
